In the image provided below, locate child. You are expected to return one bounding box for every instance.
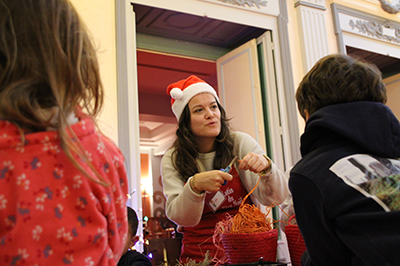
[0,0,129,265]
[290,54,400,265]
[118,207,152,266]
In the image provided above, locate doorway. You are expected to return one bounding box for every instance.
[116,0,299,211]
[116,1,296,262]
[134,4,275,261]
[134,1,291,220]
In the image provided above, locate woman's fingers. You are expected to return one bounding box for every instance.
[194,170,233,192]
[238,153,267,173]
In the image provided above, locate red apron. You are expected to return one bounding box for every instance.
[179,166,252,263]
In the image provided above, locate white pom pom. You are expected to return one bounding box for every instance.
[170,88,183,100]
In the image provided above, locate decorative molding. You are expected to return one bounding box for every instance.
[153,207,166,217]
[294,0,325,10]
[217,0,268,8]
[295,4,329,71]
[153,190,166,204]
[198,0,279,16]
[378,0,400,14]
[332,3,400,58]
[349,19,400,44]
[277,0,302,163]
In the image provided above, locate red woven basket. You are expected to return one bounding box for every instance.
[220,229,278,264]
[285,216,306,266]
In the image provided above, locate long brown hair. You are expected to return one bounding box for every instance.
[0,0,108,185]
[171,100,235,182]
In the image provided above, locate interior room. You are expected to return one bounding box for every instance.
[135,3,400,265]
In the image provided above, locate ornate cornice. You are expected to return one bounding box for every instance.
[349,19,400,44]
[217,0,268,8]
[378,0,400,14]
[294,0,325,9]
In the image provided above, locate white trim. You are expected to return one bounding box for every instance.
[130,0,277,29]
[332,3,400,57]
[295,0,326,10]
[198,0,280,16]
[343,32,400,59]
[296,4,330,72]
[257,31,293,171]
[115,0,143,251]
[339,12,400,48]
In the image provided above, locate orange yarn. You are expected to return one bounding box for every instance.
[212,175,275,265]
[229,176,272,233]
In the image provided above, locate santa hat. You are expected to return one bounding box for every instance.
[166,75,219,121]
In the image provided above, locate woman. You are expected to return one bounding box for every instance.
[161,75,289,262]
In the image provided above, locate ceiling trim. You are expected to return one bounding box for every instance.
[137,33,229,60]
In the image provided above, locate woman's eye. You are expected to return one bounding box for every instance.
[211,105,218,110]
[194,108,202,113]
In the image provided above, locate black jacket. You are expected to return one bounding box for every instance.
[118,250,152,266]
[289,102,400,266]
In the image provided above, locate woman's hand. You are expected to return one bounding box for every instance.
[238,152,270,174]
[191,170,233,193]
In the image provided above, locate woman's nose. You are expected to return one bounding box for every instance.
[205,108,214,119]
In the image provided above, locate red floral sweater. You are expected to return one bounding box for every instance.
[0,114,128,265]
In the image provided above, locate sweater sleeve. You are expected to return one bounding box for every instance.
[161,149,206,226]
[233,131,289,206]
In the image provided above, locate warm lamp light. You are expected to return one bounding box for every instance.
[141,176,153,196]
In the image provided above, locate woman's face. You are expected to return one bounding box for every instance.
[188,93,221,140]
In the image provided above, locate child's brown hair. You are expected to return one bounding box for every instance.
[0,0,108,185]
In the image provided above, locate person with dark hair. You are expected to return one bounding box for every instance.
[118,207,152,266]
[0,0,129,265]
[290,53,400,266]
[161,75,289,262]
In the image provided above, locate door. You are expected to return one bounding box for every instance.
[257,31,291,234]
[256,31,290,172]
[216,39,267,151]
[216,31,290,227]
[216,32,289,171]
[216,36,274,220]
